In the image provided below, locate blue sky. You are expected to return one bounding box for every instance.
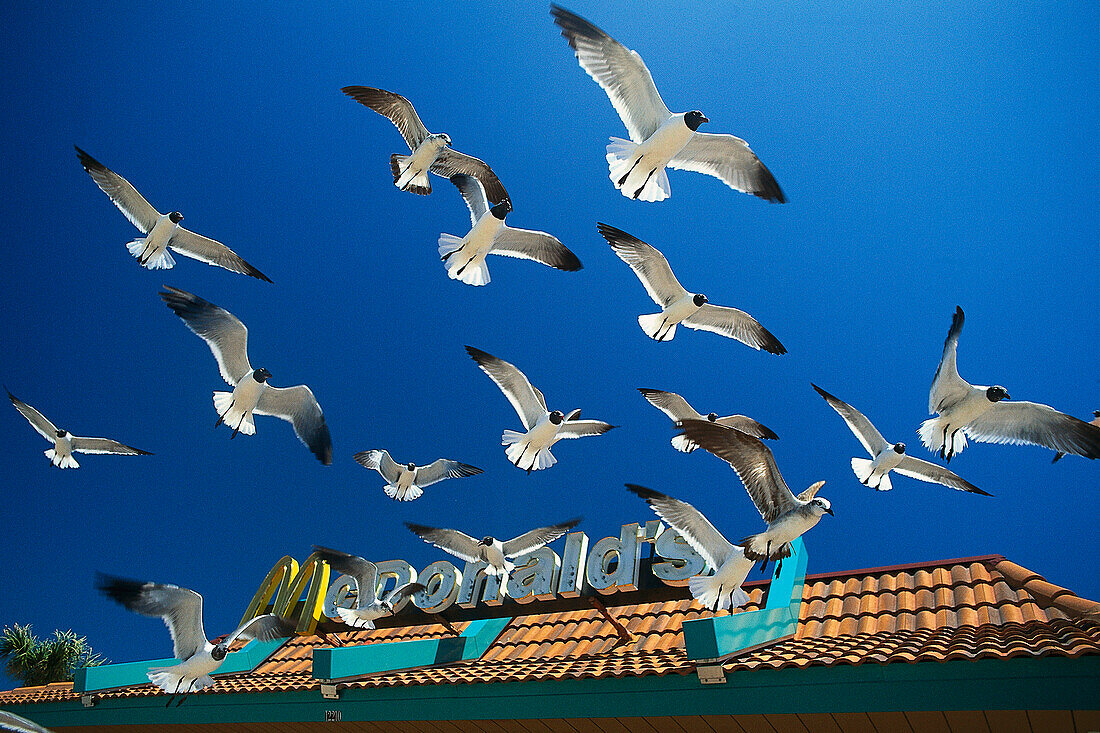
[0,1,1096,683]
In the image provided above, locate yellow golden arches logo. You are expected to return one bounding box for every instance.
[239,552,330,634]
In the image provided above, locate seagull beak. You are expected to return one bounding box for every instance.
[701,115,710,124]
[825,507,834,516]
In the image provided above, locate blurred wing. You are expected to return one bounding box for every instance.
[405,522,482,564]
[449,174,490,227]
[353,449,403,483]
[965,401,1100,459]
[255,385,333,465]
[930,306,969,414]
[70,436,152,456]
[683,304,787,355]
[668,133,785,203]
[431,149,510,208]
[557,419,615,439]
[97,574,206,661]
[597,222,685,306]
[415,459,484,487]
[0,709,56,733]
[550,5,671,141]
[169,228,272,283]
[75,146,159,233]
[341,86,429,149]
[159,286,251,386]
[637,388,700,422]
[465,346,547,429]
[492,227,583,272]
[224,613,294,646]
[714,415,780,441]
[811,384,888,455]
[7,391,58,442]
[385,581,427,605]
[502,518,581,557]
[894,456,991,495]
[311,545,380,591]
[626,484,734,568]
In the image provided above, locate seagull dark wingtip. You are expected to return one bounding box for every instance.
[625,483,665,502]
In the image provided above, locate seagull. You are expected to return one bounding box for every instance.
[676,418,832,574]
[311,546,425,629]
[439,175,582,286]
[96,574,292,706]
[599,223,785,352]
[0,710,55,733]
[405,518,581,577]
[75,147,271,281]
[638,387,777,453]
[353,449,483,501]
[812,384,990,496]
[465,346,614,472]
[626,484,754,612]
[342,86,510,205]
[919,307,1100,462]
[1053,411,1100,463]
[550,5,784,203]
[7,389,151,469]
[160,286,333,464]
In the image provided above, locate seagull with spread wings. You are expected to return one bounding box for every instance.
[8,389,151,469]
[160,287,333,464]
[812,384,989,496]
[551,5,784,203]
[638,387,777,453]
[599,223,785,352]
[97,574,292,706]
[342,86,510,205]
[920,307,1100,462]
[676,419,832,574]
[466,346,614,472]
[405,518,581,577]
[353,449,483,501]
[75,147,271,281]
[312,546,425,629]
[438,175,581,286]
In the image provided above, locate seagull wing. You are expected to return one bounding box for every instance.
[598,222,686,306]
[341,86,429,150]
[812,384,889,456]
[492,227,583,272]
[168,227,272,283]
[929,306,970,414]
[682,304,787,355]
[626,484,735,568]
[676,419,801,523]
[311,546,380,595]
[70,436,152,456]
[557,418,615,439]
[668,133,786,203]
[550,5,671,142]
[450,174,491,227]
[96,574,206,661]
[893,456,991,495]
[255,385,333,465]
[465,346,547,430]
[7,391,59,442]
[353,449,402,483]
[223,613,294,646]
[431,149,510,208]
[714,415,780,441]
[502,518,581,558]
[965,401,1100,459]
[637,388,701,422]
[75,146,159,233]
[0,709,56,733]
[159,286,251,386]
[415,459,484,487]
[384,581,427,605]
[405,523,482,564]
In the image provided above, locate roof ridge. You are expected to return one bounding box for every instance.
[991,559,1100,620]
[793,554,1008,583]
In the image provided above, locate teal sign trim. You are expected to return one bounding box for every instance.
[72,638,287,693]
[313,616,512,681]
[682,538,808,662]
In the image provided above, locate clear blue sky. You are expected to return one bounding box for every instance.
[1,1,1095,684]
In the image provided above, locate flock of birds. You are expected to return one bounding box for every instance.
[2,5,1098,722]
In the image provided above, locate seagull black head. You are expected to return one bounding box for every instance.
[253,367,272,383]
[169,211,184,223]
[684,110,709,131]
[812,497,834,516]
[55,429,68,438]
[893,442,906,454]
[479,536,495,546]
[1094,410,1100,419]
[986,386,1010,402]
[406,462,416,471]
[692,293,708,307]
[706,412,719,422]
[441,133,452,147]
[549,410,565,425]
[489,201,511,220]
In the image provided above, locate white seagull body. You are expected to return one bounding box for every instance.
[405,518,581,577]
[627,484,754,612]
[75,147,271,281]
[465,346,614,472]
[353,449,483,501]
[598,223,785,352]
[439,175,582,286]
[159,287,333,464]
[920,307,1100,462]
[8,390,151,469]
[551,5,785,203]
[812,384,989,495]
[312,546,425,629]
[637,387,778,453]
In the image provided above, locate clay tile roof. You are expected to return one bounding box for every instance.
[2,554,1097,707]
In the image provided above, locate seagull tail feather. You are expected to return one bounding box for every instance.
[45,448,79,469]
[127,239,175,270]
[638,313,676,341]
[391,154,430,195]
[213,392,255,436]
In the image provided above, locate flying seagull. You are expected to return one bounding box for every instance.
[353,449,483,501]
[550,5,784,203]
[96,574,292,706]
[439,175,582,286]
[0,709,55,733]
[920,307,1100,462]
[812,384,990,496]
[75,147,271,281]
[342,86,510,205]
[312,546,425,629]
[626,484,754,612]
[1053,411,1100,463]
[599,223,785,352]
[405,518,581,577]
[160,286,333,464]
[638,387,777,453]
[466,345,615,472]
[7,389,151,469]
[676,419,832,574]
